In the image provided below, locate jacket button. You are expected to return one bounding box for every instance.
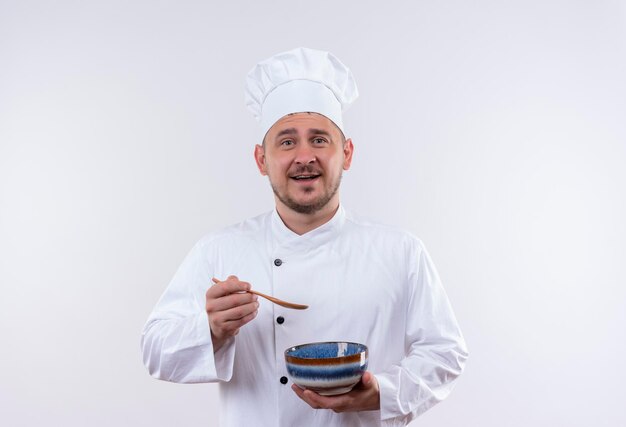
[276,316,284,324]
[274,259,283,266]
[280,376,288,384]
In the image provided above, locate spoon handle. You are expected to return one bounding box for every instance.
[211,278,309,310]
[248,289,309,310]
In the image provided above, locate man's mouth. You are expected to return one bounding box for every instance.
[290,174,321,182]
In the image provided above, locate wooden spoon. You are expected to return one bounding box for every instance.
[211,278,309,310]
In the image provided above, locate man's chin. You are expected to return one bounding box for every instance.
[287,190,321,205]
[273,183,339,215]
[283,196,329,215]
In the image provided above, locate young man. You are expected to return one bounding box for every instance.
[141,47,468,426]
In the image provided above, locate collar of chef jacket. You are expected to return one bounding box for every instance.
[270,204,346,251]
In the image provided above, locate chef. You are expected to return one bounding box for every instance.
[141,47,468,426]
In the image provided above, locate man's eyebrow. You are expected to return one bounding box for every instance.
[309,129,332,137]
[275,128,297,138]
[274,127,333,139]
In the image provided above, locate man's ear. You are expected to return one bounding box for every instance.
[254,144,267,176]
[342,138,354,171]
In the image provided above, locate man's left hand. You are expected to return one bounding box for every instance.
[291,371,380,413]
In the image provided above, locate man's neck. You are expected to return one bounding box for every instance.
[275,200,340,236]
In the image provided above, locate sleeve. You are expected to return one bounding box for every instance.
[376,240,469,426]
[140,238,237,383]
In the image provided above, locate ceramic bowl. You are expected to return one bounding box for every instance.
[284,341,368,396]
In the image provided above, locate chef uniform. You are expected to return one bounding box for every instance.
[141,47,468,427]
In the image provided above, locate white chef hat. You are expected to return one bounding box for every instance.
[245,47,358,140]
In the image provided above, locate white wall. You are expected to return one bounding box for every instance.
[1,1,625,425]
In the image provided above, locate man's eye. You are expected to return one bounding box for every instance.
[281,140,294,146]
[313,138,327,144]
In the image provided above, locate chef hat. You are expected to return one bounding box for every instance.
[245,47,358,139]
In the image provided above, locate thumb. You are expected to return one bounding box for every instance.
[361,371,372,386]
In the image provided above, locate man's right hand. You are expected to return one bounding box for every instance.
[206,276,259,352]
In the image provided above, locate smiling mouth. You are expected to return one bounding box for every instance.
[290,174,321,182]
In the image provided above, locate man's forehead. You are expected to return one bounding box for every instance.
[275,127,332,137]
[268,113,339,136]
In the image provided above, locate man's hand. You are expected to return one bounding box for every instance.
[292,371,380,413]
[206,276,259,352]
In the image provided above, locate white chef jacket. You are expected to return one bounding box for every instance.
[141,206,468,426]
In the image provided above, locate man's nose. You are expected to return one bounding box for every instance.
[294,144,316,164]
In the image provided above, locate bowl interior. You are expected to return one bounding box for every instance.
[286,342,367,360]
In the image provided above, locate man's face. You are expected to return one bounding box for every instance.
[254,112,353,215]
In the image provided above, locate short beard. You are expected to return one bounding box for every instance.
[271,174,342,215]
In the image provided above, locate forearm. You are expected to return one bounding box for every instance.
[376,339,468,425]
[141,311,234,383]
[374,239,468,424]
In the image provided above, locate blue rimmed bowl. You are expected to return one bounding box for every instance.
[284,341,368,396]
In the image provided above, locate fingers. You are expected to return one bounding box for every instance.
[210,299,259,324]
[291,372,380,412]
[211,302,259,334]
[292,386,354,412]
[207,290,257,312]
[207,276,257,313]
[291,385,318,408]
[357,371,373,388]
[292,385,348,411]
[208,276,251,298]
[206,275,259,345]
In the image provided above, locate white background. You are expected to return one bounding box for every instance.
[1,1,625,426]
